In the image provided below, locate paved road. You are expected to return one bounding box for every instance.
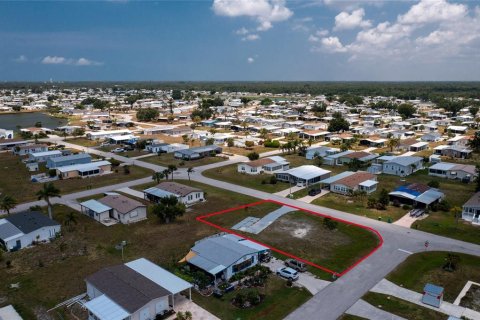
[20,137,480,319]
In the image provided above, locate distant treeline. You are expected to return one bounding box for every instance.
[1,81,479,100]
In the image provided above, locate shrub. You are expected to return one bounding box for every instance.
[323,217,338,230]
[376,203,386,210]
[367,197,377,208]
[123,165,130,175]
[437,199,451,212]
[392,199,400,207]
[245,141,254,148]
[247,152,259,161]
[264,140,280,148]
[269,175,277,184]
[402,204,411,210]
[48,169,57,178]
[110,158,121,167]
[427,180,440,188]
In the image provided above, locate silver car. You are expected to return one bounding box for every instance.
[276,267,299,281]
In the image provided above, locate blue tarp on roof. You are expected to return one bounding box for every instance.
[393,185,422,197]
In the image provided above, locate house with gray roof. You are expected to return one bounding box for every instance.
[182,233,269,282]
[174,145,222,160]
[0,211,60,251]
[143,181,204,205]
[80,194,147,225]
[382,156,424,177]
[84,258,192,320]
[428,162,477,182]
[462,192,480,224]
[46,153,92,169]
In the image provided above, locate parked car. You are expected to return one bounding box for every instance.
[276,267,299,281]
[285,259,307,272]
[112,148,125,153]
[123,145,134,151]
[308,189,322,196]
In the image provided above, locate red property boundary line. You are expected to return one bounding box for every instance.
[196,199,384,277]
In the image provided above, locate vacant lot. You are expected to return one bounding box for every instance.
[65,137,100,147]
[0,180,309,319]
[0,153,153,203]
[203,202,380,279]
[387,252,480,302]
[141,152,226,168]
[362,292,447,320]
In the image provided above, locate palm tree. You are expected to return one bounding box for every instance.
[162,169,171,180]
[387,137,400,152]
[187,167,194,181]
[36,183,61,219]
[167,165,177,180]
[64,212,78,231]
[451,206,462,227]
[152,171,165,184]
[0,195,17,215]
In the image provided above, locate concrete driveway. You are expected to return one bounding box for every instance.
[263,258,330,295]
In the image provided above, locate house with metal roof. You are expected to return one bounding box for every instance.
[237,156,289,175]
[174,145,222,160]
[28,150,63,163]
[462,192,480,224]
[79,194,147,226]
[56,160,112,179]
[305,146,340,160]
[428,162,477,182]
[382,156,424,177]
[84,258,192,320]
[275,165,331,187]
[433,145,472,159]
[388,183,444,208]
[0,211,60,251]
[181,233,269,282]
[143,181,204,205]
[46,153,92,169]
[320,171,378,195]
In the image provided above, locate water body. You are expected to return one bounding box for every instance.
[0,113,68,130]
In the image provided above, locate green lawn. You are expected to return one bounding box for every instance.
[362,292,447,320]
[206,205,380,279]
[387,252,480,302]
[0,152,153,202]
[192,276,311,320]
[140,152,226,168]
[0,180,289,318]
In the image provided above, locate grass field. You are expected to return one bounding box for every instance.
[140,152,226,168]
[387,252,480,303]
[0,152,153,203]
[203,202,380,279]
[0,180,311,319]
[65,137,100,147]
[202,154,314,193]
[362,292,448,320]
[192,276,311,320]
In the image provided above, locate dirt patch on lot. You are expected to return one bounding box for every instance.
[461,284,480,312]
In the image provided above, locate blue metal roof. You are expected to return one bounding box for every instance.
[80,199,111,213]
[143,187,177,198]
[393,185,422,197]
[424,283,444,295]
[84,294,130,320]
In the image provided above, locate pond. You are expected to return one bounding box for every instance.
[0,112,68,130]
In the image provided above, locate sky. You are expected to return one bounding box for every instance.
[1,0,479,82]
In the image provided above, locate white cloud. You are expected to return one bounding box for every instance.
[212,0,293,32]
[242,34,260,41]
[398,0,468,25]
[235,27,249,35]
[334,8,371,31]
[247,57,255,63]
[321,0,383,11]
[14,55,28,63]
[315,0,480,64]
[41,56,102,66]
[320,36,347,52]
[42,56,67,64]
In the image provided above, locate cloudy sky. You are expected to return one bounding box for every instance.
[1,0,479,81]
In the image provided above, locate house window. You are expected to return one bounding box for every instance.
[232,257,254,273]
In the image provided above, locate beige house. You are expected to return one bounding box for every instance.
[56,160,112,179]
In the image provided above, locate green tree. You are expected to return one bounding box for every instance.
[136,108,159,121]
[226,137,234,148]
[0,195,17,215]
[187,167,194,181]
[247,152,259,160]
[378,188,390,207]
[167,165,177,180]
[468,131,480,153]
[152,171,165,184]
[36,183,61,220]
[475,165,480,192]
[260,98,273,106]
[397,103,416,119]
[328,112,350,132]
[451,206,462,227]
[151,195,186,224]
[171,89,182,100]
[469,106,479,117]
[387,137,400,152]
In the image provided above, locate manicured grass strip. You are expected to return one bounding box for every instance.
[387,251,480,302]
[363,292,448,320]
[140,152,226,167]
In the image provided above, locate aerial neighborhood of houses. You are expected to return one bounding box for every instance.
[0,85,480,320]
